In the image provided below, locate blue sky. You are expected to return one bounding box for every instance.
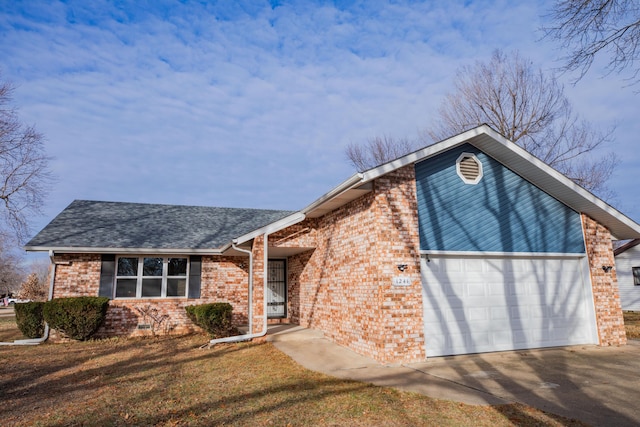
[1,0,639,252]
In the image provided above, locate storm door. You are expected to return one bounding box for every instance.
[267,260,287,318]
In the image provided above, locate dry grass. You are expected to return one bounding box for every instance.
[0,315,25,342]
[1,309,638,426]
[623,311,640,339]
[0,315,588,427]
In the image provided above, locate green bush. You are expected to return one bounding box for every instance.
[14,301,45,339]
[185,302,235,338]
[43,297,110,340]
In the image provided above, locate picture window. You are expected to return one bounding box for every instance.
[115,256,188,298]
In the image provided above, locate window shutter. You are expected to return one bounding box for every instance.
[188,256,202,298]
[99,254,116,298]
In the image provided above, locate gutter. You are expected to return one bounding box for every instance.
[24,246,224,255]
[0,250,56,346]
[209,213,306,346]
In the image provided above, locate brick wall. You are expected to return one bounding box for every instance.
[50,254,250,338]
[582,214,627,346]
[278,166,425,364]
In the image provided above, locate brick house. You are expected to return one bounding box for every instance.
[26,125,640,363]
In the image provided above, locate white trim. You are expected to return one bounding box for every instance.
[233,212,306,245]
[24,246,224,255]
[301,174,363,214]
[359,126,490,183]
[420,250,586,258]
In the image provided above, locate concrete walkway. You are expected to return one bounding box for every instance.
[267,325,640,427]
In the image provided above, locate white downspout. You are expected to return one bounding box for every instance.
[0,250,55,346]
[209,233,270,345]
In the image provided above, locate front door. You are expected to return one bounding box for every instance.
[267,260,286,318]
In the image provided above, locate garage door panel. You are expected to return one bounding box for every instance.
[467,284,486,297]
[444,283,465,297]
[492,330,513,346]
[421,256,597,357]
[463,259,485,272]
[509,305,529,320]
[488,283,506,296]
[467,307,488,321]
[490,306,509,320]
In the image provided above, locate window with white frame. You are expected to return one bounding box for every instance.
[633,267,640,286]
[115,256,189,298]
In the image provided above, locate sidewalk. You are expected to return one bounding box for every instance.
[268,324,640,427]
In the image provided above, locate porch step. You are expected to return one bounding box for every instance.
[266,324,324,342]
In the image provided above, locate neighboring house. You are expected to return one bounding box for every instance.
[614,239,640,311]
[25,125,640,363]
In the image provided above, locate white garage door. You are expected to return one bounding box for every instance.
[421,255,598,357]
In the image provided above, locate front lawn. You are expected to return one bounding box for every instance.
[623,311,640,339]
[0,334,586,427]
[3,309,638,425]
[0,314,25,342]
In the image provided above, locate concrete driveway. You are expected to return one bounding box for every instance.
[268,325,640,427]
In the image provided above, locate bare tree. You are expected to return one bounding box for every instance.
[427,50,616,199]
[0,232,25,299]
[345,135,420,172]
[0,76,52,241]
[543,0,640,86]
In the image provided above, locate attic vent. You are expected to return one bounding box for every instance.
[456,153,483,185]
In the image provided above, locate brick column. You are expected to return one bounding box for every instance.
[582,214,627,346]
[251,235,265,334]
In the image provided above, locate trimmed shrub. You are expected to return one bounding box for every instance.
[185,302,235,338]
[14,301,45,339]
[43,297,110,340]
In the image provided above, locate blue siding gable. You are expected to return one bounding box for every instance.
[415,144,585,253]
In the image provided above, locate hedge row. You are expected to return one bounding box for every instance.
[14,297,109,341]
[15,298,237,341]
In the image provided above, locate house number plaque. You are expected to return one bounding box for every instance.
[392,276,411,286]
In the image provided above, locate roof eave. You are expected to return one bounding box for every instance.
[614,238,640,256]
[233,212,307,245]
[24,246,226,255]
[300,127,492,219]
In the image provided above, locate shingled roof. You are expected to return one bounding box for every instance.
[24,200,295,253]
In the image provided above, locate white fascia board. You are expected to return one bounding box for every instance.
[24,246,224,255]
[232,212,306,245]
[298,127,492,218]
[301,173,364,214]
[360,126,491,183]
